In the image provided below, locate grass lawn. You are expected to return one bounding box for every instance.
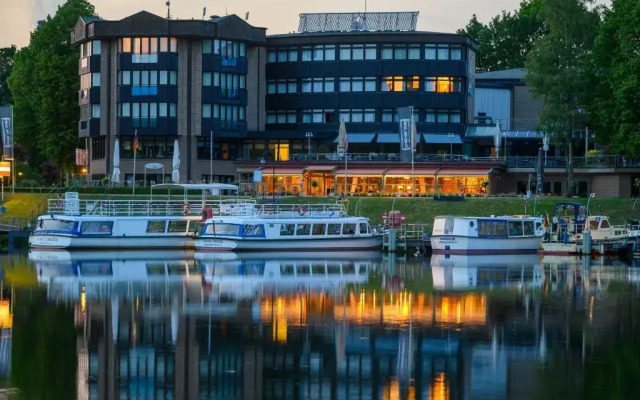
[4,191,639,225]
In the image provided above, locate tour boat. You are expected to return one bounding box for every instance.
[540,202,632,256]
[29,183,241,249]
[194,203,383,252]
[430,215,545,254]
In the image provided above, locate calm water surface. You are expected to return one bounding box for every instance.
[0,250,639,399]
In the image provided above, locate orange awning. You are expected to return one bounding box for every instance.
[437,168,492,176]
[385,168,437,176]
[261,168,303,175]
[304,165,337,171]
[334,168,386,176]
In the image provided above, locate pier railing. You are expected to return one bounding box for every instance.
[253,203,347,218]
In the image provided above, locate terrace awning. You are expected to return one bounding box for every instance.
[304,165,337,171]
[376,133,400,143]
[334,168,386,176]
[437,168,493,176]
[423,134,463,144]
[333,133,376,143]
[385,168,437,176]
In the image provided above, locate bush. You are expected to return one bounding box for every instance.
[41,163,61,185]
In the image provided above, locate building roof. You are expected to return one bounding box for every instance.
[476,68,526,80]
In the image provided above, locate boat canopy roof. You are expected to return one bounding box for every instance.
[553,202,586,219]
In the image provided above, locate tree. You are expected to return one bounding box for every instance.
[458,1,545,72]
[525,0,600,196]
[8,0,98,169]
[0,45,16,105]
[586,0,640,155]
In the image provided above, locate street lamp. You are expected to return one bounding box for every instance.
[305,132,314,157]
[447,133,454,156]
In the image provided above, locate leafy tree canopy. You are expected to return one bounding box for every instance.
[8,0,97,169]
[457,1,546,72]
[0,45,16,106]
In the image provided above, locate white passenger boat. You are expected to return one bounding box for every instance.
[195,203,383,252]
[29,183,242,250]
[430,216,545,254]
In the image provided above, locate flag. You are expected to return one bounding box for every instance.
[133,137,139,152]
[398,106,412,162]
[210,132,214,157]
[75,149,87,166]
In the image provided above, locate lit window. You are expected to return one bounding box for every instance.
[382,76,405,92]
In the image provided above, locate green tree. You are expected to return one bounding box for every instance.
[586,0,640,155]
[525,0,600,196]
[458,1,545,72]
[0,45,16,105]
[8,0,97,169]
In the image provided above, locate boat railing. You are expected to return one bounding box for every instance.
[252,203,347,218]
[47,199,257,217]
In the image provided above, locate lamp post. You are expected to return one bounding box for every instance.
[305,132,314,157]
[587,192,595,216]
[447,133,454,156]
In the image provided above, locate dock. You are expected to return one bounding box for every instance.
[383,224,431,253]
[0,217,34,252]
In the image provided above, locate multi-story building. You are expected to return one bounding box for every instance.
[72,11,266,184]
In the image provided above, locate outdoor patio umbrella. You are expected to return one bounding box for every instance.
[112,139,120,183]
[494,121,502,159]
[171,139,180,183]
[337,121,348,195]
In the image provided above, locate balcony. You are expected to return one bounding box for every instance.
[78,87,100,105]
[506,155,640,169]
[78,118,101,137]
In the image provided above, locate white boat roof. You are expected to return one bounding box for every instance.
[435,215,541,220]
[151,183,238,191]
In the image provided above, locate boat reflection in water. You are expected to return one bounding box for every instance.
[431,254,543,291]
[17,250,640,400]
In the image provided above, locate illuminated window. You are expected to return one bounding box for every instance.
[406,76,420,91]
[382,76,405,92]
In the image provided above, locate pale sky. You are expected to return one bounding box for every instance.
[2,0,610,48]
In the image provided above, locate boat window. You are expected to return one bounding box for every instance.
[312,224,326,235]
[280,224,295,236]
[243,224,265,237]
[327,223,342,235]
[535,221,542,231]
[187,221,200,233]
[469,221,474,228]
[342,223,356,235]
[508,221,524,237]
[296,224,311,235]
[589,220,599,230]
[312,263,326,274]
[343,264,355,274]
[168,220,188,233]
[492,221,508,237]
[524,221,535,236]
[327,264,341,274]
[600,219,610,229]
[37,219,75,232]
[204,223,240,235]
[477,220,492,237]
[80,221,113,234]
[444,218,455,234]
[359,223,369,234]
[147,221,167,233]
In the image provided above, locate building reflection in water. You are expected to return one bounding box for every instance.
[21,250,640,399]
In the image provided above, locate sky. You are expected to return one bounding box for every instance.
[2,0,610,48]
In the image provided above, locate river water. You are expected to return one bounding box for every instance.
[0,250,639,399]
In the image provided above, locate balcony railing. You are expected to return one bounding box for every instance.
[506,155,640,169]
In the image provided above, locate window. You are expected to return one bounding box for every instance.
[203,72,212,86]
[205,223,240,235]
[339,109,375,123]
[92,40,101,55]
[381,44,417,60]
[280,224,295,236]
[301,46,312,61]
[168,221,188,233]
[121,37,132,53]
[91,104,100,118]
[478,220,492,237]
[381,45,393,59]
[359,223,369,234]
[437,110,449,123]
[243,224,264,236]
[203,39,213,54]
[408,44,420,59]
[425,77,462,93]
[450,111,461,123]
[450,45,463,60]
[508,221,524,237]
[342,223,356,235]
[296,224,311,235]
[202,104,212,118]
[382,109,397,123]
[147,221,166,233]
[438,44,450,60]
[302,109,334,123]
[444,218,455,234]
[600,220,610,229]
[37,219,75,232]
[267,79,297,94]
[80,221,113,234]
[365,44,377,59]
[327,224,341,235]
[382,76,407,92]
[266,110,296,124]
[524,221,535,236]
[493,221,508,237]
[312,224,326,235]
[406,76,419,91]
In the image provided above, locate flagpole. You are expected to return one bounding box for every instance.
[411,106,415,198]
[210,130,213,183]
[132,129,137,195]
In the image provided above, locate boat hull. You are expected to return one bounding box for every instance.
[195,235,383,252]
[29,234,194,249]
[540,238,633,256]
[430,235,542,254]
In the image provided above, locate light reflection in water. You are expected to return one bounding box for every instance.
[0,251,638,399]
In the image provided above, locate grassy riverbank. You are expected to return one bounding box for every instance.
[3,192,639,225]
